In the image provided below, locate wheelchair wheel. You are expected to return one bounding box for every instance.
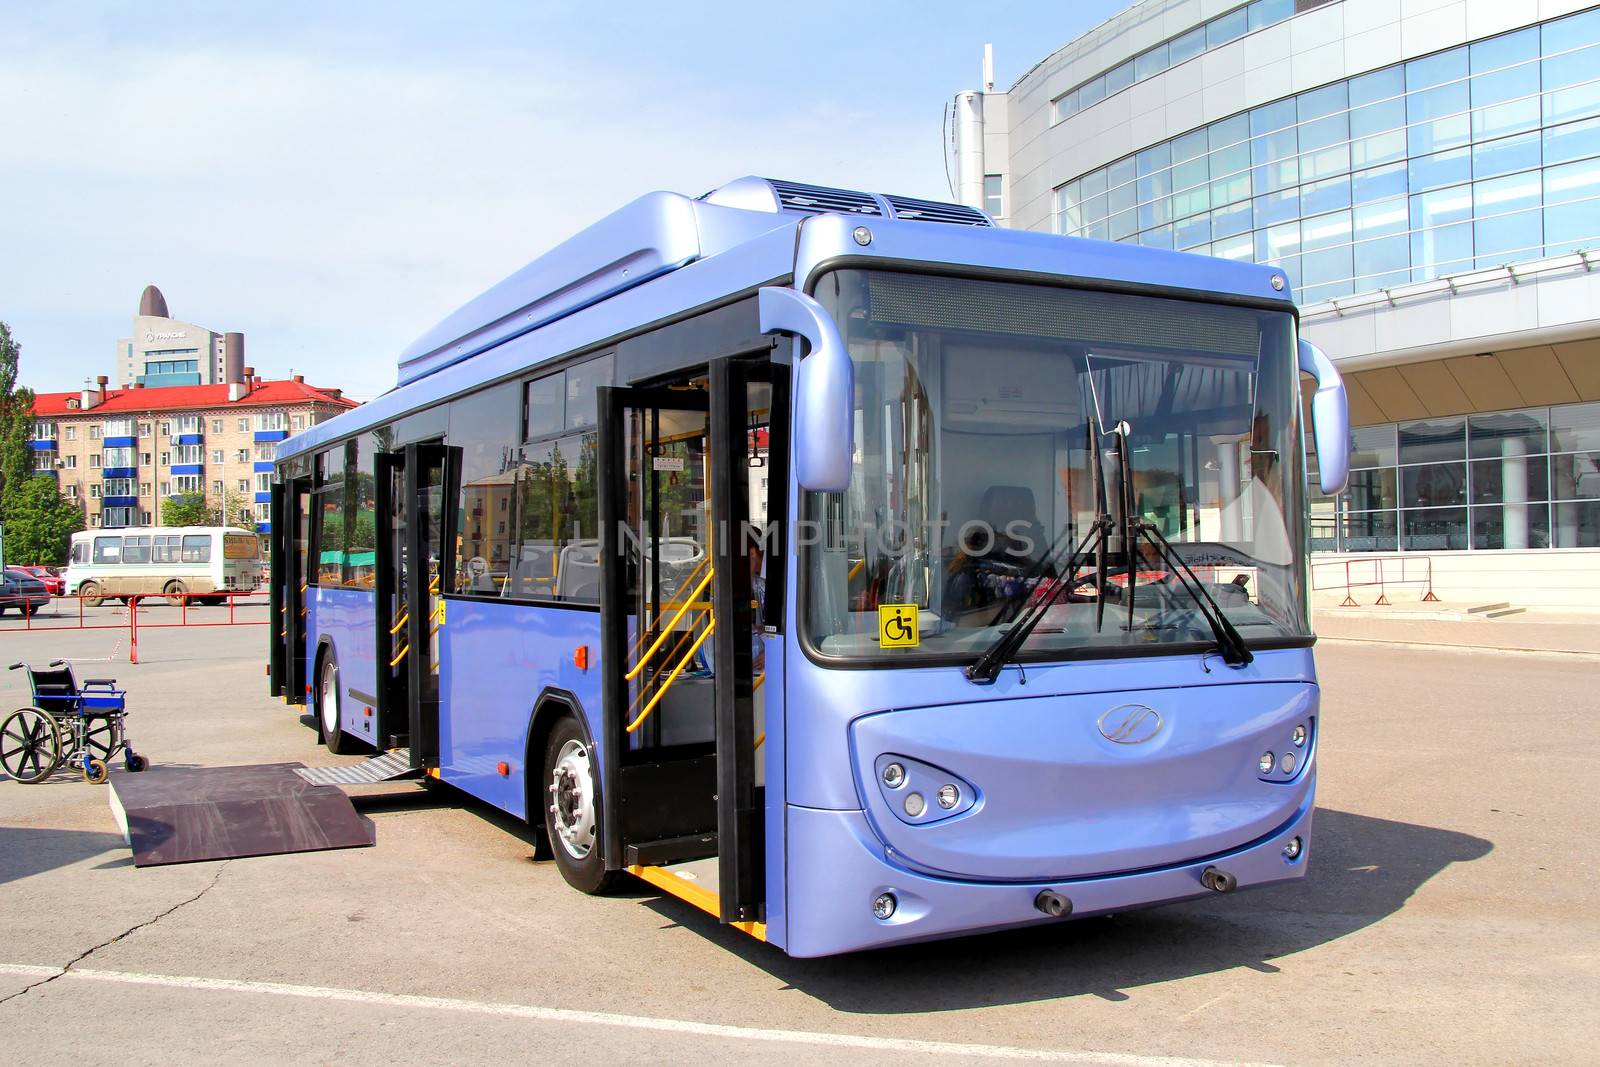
[0,708,62,784]
[82,758,109,785]
[125,751,148,773]
[82,717,119,765]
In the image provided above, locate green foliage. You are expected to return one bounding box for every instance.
[161,492,212,527]
[0,321,33,524]
[3,474,83,565]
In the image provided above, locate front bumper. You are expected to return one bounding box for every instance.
[781,783,1314,957]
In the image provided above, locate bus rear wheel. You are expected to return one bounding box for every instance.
[542,717,619,895]
[164,580,188,607]
[79,582,105,608]
[319,652,359,755]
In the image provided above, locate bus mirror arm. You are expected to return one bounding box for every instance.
[758,287,854,493]
[1298,338,1349,497]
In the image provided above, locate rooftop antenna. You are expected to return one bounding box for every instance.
[983,43,994,92]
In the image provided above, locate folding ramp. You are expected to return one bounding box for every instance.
[108,763,377,868]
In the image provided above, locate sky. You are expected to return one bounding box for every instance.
[0,1,1125,401]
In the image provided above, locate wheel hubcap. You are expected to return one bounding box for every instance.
[549,739,596,859]
[321,666,338,736]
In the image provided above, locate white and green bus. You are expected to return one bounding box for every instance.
[63,527,265,605]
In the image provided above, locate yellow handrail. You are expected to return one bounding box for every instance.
[390,611,409,635]
[847,558,865,582]
[389,643,410,668]
[625,567,714,682]
[623,554,712,660]
[626,620,714,733]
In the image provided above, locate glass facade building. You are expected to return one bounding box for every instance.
[1052,8,1600,306]
[1311,399,1600,552]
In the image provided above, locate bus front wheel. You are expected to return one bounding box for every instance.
[542,717,619,895]
[164,580,187,607]
[79,582,104,608]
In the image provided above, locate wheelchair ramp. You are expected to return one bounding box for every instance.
[292,748,417,786]
[108,763,374,868]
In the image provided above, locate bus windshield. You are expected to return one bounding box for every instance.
[804,269,1310,663]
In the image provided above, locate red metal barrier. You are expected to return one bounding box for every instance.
[2,589,268,662]
[1310,556,1441,607]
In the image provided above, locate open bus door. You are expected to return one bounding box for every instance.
[373,450,406,749]
[597,355,770,928]
[371,441,457,767]
[402,442,457,771]
[270,475,313,705]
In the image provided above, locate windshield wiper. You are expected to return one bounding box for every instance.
[1107,424,1254,668]
[967,416,1115,685]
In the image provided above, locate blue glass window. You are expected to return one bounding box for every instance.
[1471,28,1540,141]
[1106,60,1135,97]
[1543,156,1600,254]
[1409,146,1472,192]
[1138,224,1174,249]
[1248,0,1292,32]
[1543,8,1600,126]
[1169,26,1206,66]
[1210,199,1252,239]
[1544,116,1600,166]
[1135,43,1168,81]
[1175,212,1211,250]
[1302,174,1352,215]
[1410,184,1474,279]
[1473,170,1543,265]
[1079,75,1106,108]
[1352,161,1409,204]
[1473,131,1542,180]
[1253,187,1301,228]
[1207,7,1247,49]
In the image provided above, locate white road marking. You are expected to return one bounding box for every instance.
[0,963,1279,1066]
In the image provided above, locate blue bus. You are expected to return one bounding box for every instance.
[267,176,1350,957]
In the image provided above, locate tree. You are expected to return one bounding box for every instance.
[3,474,83,565]
[0,321,32,523]
[161,492,211,527]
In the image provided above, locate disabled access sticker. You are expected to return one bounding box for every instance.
[878,603,919,648]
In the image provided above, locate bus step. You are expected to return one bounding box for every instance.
[625,832,718,867]
[294,749,418,786]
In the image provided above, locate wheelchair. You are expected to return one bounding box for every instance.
[1,660,147,785]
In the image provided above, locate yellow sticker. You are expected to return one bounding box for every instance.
[434,600,446,625]
[878,603,919,648]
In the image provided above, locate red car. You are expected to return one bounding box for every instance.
[20,566,64,596]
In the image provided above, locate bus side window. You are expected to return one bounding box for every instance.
[71,540,89,564]
[93,536,123,564]
[181,535,212,564]
[122,535,151,564]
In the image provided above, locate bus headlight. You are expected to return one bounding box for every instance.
[874,754,977,825]
[1258,751,1275,775]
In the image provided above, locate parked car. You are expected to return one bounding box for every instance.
[0,567,50,616]
[20,565,64,596]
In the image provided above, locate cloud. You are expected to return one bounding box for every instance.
[0,24,948,398]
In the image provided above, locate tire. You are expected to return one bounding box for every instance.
[79,582,104,608]
[541,716,620,895]
[318,651,359,755]
[125,752,148,773]
[163,580,188,607]
[0,708,62,784]
[82,757,109,785]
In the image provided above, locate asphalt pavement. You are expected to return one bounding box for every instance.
[0,623,1594,1064]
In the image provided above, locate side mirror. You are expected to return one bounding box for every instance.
[758,287,853,492]
[1297,337,1349,496]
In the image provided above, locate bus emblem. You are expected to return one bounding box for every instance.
[1097,704,1163,745]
